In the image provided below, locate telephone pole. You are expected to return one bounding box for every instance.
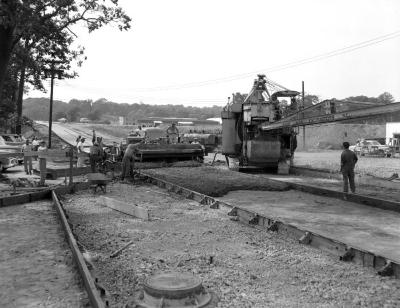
[43,61,63,148]
[302,81,306,150]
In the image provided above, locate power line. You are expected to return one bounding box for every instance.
[123,30,400,92]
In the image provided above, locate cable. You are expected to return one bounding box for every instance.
[123,30,400,92]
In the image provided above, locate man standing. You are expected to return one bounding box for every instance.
[341,141,358,197]
[166,122,179,144]
[21,140,33,175]
[77,138,86,167]
[89,142,101,172]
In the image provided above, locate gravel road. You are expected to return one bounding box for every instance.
[63,183,400,307]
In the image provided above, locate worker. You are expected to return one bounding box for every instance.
[21,139,33,175]
[340,141,358,198]
[166,122,179,144]
[89,142,102,172]
[110,141,121,161]
[32,136,39,151]
[121,142,141,181]
[75,135,81,148]
[77,138,86,167]
[37,141,47,152]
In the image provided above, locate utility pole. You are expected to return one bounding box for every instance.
[302,81,306,150]
[43,61,63,148]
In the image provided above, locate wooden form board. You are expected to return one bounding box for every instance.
[100,196,149,220]
[24,150,88,159]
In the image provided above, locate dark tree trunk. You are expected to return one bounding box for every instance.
[16,63,26,134]
[0,24,15,103]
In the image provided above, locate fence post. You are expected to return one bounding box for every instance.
[69,147,74,186]
[39,157,46,186]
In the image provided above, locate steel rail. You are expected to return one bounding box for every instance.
[140,172,400,279]
[51,190,108,308]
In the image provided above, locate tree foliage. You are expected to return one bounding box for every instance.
[23,98,222,122]
[0,0,131,130]
[345,92,395,104]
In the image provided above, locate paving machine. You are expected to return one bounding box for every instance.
[126,127,205,162]
[222,74,400,172]
[222,75,299,171]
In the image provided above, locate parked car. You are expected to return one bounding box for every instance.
[0,137,24,171]
[0,134,25,146]
[349,139,391,157]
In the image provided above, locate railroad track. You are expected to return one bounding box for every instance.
[0,189,109,307]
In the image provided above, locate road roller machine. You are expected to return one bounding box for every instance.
[221,74,299,172]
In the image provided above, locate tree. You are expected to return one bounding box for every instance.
[67,106,81,122]
[54,111,67,120]
[377,92,395,104]
[0,0,132,131]
[297,94,319,108]
[87,109,101,121]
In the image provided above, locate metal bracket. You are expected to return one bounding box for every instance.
[267,221,278,232]
[340,248,355,261]
[249,215,259,225]
[227,207,238,216]
[298,232,312,244]
[378,261,394,277]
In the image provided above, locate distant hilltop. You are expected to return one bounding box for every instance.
[23,97,222,123]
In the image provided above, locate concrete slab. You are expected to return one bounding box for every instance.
[261,174,400,203]
[220,190,400,262]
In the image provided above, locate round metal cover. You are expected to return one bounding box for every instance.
[134,271,213,308]
[143,272,203,298]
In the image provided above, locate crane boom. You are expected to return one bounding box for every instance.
[262,101,400,131]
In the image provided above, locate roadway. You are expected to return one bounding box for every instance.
[35,121,124,150]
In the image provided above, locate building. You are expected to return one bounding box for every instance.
[119,116,126,125]
[386,122,400,144]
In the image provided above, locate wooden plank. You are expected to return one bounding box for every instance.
[52,191,106,308]
[100,196,149,220]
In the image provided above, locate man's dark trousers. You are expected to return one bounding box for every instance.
[342,168,355,193]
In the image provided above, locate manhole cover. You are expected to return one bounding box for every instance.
[134,271,213,307]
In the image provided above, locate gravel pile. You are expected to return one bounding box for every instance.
[63,183,400,307]
[144,166,289,196]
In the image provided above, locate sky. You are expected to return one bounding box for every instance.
[28,0,400,107]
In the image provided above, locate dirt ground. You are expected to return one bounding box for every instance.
[63,183,400,307]
[0,201,88,307]
[294,150,400,178]
[144,166,289,196]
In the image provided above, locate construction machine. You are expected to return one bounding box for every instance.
[222,75,299,172]
[222,74,400,172]
[125,127,204,162]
